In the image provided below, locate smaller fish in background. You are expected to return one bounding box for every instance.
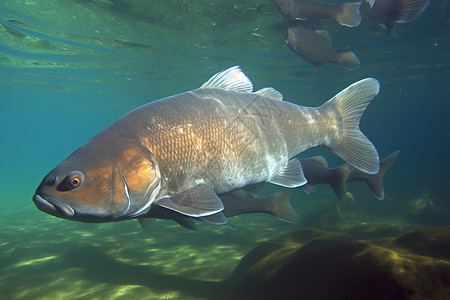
[138,188,298,230]
[286,25,360,70]
[301,151,399,201]
[138,152,399,230]
[346,151,399,200]
[300,156,352,202]
[220,189,298,224]
[360,0,431,33]
[272,0,363,27]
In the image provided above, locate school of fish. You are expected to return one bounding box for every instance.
[273,0,430,69]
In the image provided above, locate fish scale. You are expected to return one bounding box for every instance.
[141,92,282,195]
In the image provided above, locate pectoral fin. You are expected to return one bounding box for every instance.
[268,158,307,188]
[154,183,224,217]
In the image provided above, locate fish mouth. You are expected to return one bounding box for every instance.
[33,194,75,217]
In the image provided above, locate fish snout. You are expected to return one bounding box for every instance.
[33,194,75,217]
[46,176,59,186]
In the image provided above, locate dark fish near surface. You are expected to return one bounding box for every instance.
[138,188,298,230]
[33,66,380,226]
[272,0,363,27]
[286,25,360,70]
[360,0,430,33]
[301,151,399,201]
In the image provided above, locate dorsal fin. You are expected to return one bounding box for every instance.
[255,87,283,100]
[200,66,253,93]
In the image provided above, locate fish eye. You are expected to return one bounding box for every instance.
[70,176,81,187]
[57,171,84,191]
[68,171,84,188]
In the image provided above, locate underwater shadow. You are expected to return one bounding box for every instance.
[56,225,450,300]
[60,243,223,299]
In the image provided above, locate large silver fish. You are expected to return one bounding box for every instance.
[33,66,380,225]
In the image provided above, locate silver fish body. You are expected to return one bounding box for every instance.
[129,88,338,195]
[33,66,380,225]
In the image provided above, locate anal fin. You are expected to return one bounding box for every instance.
[268,158,307,188]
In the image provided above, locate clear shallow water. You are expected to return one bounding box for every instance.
[1,0,449,299]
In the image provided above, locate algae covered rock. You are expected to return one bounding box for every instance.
[223,226,450,300]
[404,190,450,226]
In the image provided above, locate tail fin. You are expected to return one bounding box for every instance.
[338,51,360,70]
[348,151,399,200]
[336,2,362,27]
[322,78,380,174]
[396,0,430,23]
[267,189,299,224]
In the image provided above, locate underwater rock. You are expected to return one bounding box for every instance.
[393,226,450,259]
[223,226,450,300]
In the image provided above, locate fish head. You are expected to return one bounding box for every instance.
[272,0,295,17]
[272,0,287,13]
[33,139,161,222]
